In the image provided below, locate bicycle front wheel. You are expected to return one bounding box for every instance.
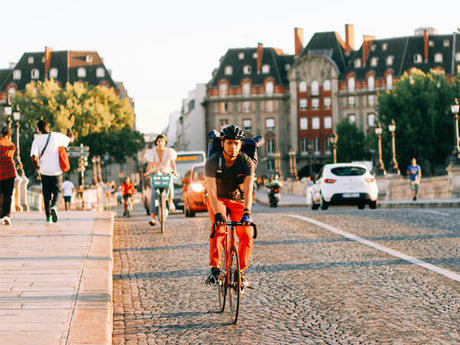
[228,247,241,324]
[159,191,166,233]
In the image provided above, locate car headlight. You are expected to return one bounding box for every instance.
[190,183,205,193]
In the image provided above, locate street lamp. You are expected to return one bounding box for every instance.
[388,119,400,175]
[329,131,338,164]
[12,104,25,177]
[374,122,386,176]
[450,98,460,165]
[4,98,12,129]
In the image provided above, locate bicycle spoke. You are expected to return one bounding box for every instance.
[228,247,241,324]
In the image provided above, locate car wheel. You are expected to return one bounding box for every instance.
[357,203,365,210]
[320,197,329,210]
[189,209,196,217]
[311,202,319,210]
[369,200,378,209]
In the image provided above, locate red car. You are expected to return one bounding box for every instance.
[182,164,208,217]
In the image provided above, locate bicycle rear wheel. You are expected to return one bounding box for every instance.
[228,247,241,324]
[218,251,226,313]
[159,191,166,233]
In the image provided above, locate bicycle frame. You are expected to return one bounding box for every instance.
[150,174,173,233]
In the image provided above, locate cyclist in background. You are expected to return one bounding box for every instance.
[204,124,255,288]
[121,176,136,216]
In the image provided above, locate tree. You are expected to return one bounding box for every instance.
[377,69,459,175]
[336,119,369,163]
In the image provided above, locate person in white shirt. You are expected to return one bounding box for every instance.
[61,176,75,211]
[144,134,177,226]
[31,120,74,223]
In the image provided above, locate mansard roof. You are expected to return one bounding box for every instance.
[209,47,294,88]
[342,32,460,80]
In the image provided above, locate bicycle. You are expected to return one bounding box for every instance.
[210,221,257,324]
[150,173,173,233]
[123,194,134,217]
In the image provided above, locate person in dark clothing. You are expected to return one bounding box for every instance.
[0,126,17,225]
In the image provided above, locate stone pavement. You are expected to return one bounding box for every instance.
[0,210,114,345]
[255,189,460,208]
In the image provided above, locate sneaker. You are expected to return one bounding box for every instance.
[169,201,176,212]
[46,216,53,224]
[149,218,156,226]
[206,267,221,286]
[413,196,417,201]
[2,216,11,225]
[50,206,58,223]
[239,270,250,290]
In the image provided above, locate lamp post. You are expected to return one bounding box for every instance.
[329,131,338,164]
[450,98,460,165]
[307,141,313,177]
[388,119,400,174]
[12,104,25,177]
[4,98,12,129]
[375,122,386,176]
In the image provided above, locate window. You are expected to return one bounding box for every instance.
[266,101,273,112]
[96,67,105,78]
[300,118,308,130]
[13,70,21,80]
[301,138,308,153]
[262,64,270,73]
[428,40,434,47]
[220,102,228,113]
[189,100,195,111]
[77,67,86,78]
[323,80,331,91]
[324,97,331,109]
[299,81,307,92]
[313,137,319,153]
[49,68,58,79]
[219,83,227,97]
[285,64,291,71]
[324,116,332,129]
[299,99,307,110]
[28,56,34,64]
[370,57,378,67]
[382,43,388,51]
[312,117,320,129]
[243,65,252,75]
[311,81,319,95]
[225,66,233,75]
[220,120,229,128]
[31,68,39,79]
[348,96,355,108]
[354,59,362,68]
[386,56,394,66]
[456,52,460,62]
[243,119,251,131]
[238,53,244,60]
[242,82,251,97]
[434,53,443,63]
[267,139,275,153]
[371,44,376,51]
[414,54,423,63]
[253,52,258,59]
[265,81,274,96]
[443,39,450,47]
[348,114,356,123]
[368,95,375,106]
[86,55,93,62]
[312,99,319,110]
[243,102,250,113]
[266,118,275,131]
[386,74,393,90]
[368,113,375,127]
[267,160,274,171]
[368,76,375,91]
[348,77,355,92]
[325,138,331,153]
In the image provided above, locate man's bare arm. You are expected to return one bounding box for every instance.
[205,176,225,217]
[242,175,254,212]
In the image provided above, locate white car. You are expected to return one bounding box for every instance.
[311,163,378,210]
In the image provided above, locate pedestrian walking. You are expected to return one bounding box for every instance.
[61,176,75,211]
[406,158,421,201]
[30,120,74,223]
[305,176,314,205]
[0,126,17,225]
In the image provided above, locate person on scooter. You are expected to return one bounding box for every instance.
[266,175,282,208]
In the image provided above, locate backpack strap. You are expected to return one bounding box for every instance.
[40,133,52,158]
[216,152,224,180]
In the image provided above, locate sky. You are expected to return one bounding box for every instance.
[2,0,460,134]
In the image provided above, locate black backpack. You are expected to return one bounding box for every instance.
[207,129,264,178]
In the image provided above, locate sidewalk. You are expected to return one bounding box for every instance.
[255,189,460,208]
[0,211,114,345]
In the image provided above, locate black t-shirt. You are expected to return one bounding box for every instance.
[205,152,254,201]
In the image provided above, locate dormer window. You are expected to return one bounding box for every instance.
[348,77,355,92]
[262,64,270,73]
[77,67,86,78]
[386,56,394,66]
[370,57,378,67]
[243,65,252,75]
[371,44,376,51]
[242,82,251,97]
[31,69,40,79]
[428,40,434,47]
[368,76,375,91]
[382,43,388,51]
[443,39,450,47]
[252,52,257,59]
[86,55,93,63]
[224,66,233,75]
[285,64,291,71]
[49,68,58,79]
[354,59,362,68]
[238,53,244,60]
[386,74,393,90]
[219,83,227,98]
[434,53,443,63]
[28,57,34,64]
[456,52,460,62]
[265,81,274,96]
[414,54,423,63]
[96,67,105,78]
[13,70,21,80]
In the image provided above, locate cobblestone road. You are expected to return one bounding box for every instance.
[112,205,459,344]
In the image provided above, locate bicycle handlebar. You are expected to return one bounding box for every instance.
[211,222,257,240]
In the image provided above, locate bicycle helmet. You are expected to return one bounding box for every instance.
[220,124,245,140]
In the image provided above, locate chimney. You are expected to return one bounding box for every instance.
[362,35,375,66]
[345,24,355,54]
[44,46,53,78]
[257,43,263,74]
[294,27,304,57]
[424,29,429,62]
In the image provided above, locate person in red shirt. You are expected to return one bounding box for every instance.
[121,176,136,216]
[0,126,17,225]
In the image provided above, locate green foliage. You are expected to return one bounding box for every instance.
[336,119,369,163]
[377,69,458,175]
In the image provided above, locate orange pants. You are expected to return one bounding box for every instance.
[206,197,254,270]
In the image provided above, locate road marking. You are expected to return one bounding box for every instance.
[284,214,460,283]
[419,209,449,216]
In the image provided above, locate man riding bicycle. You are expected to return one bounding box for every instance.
[121,176,136,216]
[204,124,255,288]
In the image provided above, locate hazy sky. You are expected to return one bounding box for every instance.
[2,0,459,134]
